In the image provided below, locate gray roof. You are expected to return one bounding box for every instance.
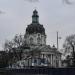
[29,45,62,55]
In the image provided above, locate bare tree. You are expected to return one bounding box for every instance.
[4,34,25,65]
[63,34,75,67]
[13,34,24,48]
[63,34,75,55]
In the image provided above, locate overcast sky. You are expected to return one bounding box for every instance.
[0,0,75,50]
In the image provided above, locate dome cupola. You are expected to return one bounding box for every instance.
[26,24,45,35]
[32,9,39,23]
[25,10,46,46]
[26,9,45,35]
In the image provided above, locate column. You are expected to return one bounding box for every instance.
[52,54,54,67]
[49,54,51,66]
[59,56,61,67]
[28,59,29,66]
[51,54,52,67]
[46,55,48,66]
[52,54,53,67]
[31,58,32,66]
[43,54,44,59]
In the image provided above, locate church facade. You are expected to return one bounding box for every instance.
[11,10,61,68]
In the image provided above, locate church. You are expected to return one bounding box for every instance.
[11,10,62,68]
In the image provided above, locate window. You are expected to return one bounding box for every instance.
[38,58,41,65]
[56,60,59,67]
[41,59,45,63]
[30,37,33,45]
[38,34,40,36]
[34,59,37,63]
[37,37,41,44]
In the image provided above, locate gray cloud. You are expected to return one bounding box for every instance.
[24,0,39,2]
[63,0,74,5]
[0,10,5,14]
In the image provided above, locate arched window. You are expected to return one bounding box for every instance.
[37,37,41,44]
[30,37,33,45]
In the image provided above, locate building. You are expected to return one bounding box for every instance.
[10,10,61,68]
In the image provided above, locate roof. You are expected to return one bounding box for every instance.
[29,45,62,55]
[26,10,45,35]
[26,23,45,35]
[12,45,61,55]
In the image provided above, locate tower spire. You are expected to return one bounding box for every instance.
[32,9,39,23]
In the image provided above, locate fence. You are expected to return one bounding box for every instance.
[0,67,75,75]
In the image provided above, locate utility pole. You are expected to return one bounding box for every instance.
[57,31,61,50]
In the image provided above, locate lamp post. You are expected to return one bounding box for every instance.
[57,31,58,50]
